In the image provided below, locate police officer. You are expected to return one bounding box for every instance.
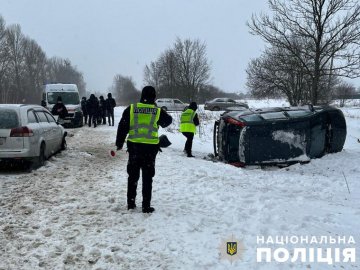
[116,86,172,213]
[180,102,199,157]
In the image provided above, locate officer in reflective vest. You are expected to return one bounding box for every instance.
[116,86,172,213]
[180,102,199,157]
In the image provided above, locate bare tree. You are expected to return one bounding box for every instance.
[0,16,11,103]
[143,37,211,102]
[248,0,360,105]
[46,57,86,97]
[22,38,47,103]
[173,38,211,101]
[6,24,25,103]
[333,81,357,106]
[112,74,139,105]
[143,61,161,92]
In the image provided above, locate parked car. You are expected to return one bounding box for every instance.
[205,98,249,111]
[213,105,346,166]
[155,98,188,111]
[0,104,67,168]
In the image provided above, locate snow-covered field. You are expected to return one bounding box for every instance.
[1,99,359,269]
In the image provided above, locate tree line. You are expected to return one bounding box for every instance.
[5,0,360,108]
[111,38,241,105]
[0,15,86,104]
[246,0,360,106]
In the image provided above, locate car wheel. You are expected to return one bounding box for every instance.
[213,106,220,111]
[37,143,46,167]
[61,136,67,151]
[161,106,168,111]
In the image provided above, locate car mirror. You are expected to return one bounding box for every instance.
[41,100,46,107]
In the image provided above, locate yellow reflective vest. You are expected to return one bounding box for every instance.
[180,108,196,133]
[128,103,161,144]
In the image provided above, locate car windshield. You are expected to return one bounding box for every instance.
[0,109,19,129]
[47,92,80,105]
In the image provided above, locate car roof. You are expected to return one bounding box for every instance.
[0,104,47,110]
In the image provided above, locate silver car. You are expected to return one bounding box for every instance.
[204,98,249,111]
[155,98,188,111]
[0,104,67,168]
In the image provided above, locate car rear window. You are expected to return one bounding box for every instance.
[286,110,313,118]
[260,112,287,120]
[0,109,19,129]
[241,114,263,122]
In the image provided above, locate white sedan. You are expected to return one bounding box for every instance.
[0,104,67,168]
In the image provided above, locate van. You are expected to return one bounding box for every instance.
[41,83,83,127]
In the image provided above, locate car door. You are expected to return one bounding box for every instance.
[173,99,184,111]
[26,109,43,157]
[44,111,63,152]
[216,99,225,110]
[34,110,53,157]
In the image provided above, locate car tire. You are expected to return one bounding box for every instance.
[161,106,168,111]
[38,143,46,167]
[31,142,46,169]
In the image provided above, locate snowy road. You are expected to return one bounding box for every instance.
[1,102,360,269]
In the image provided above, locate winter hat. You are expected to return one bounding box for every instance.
[140,86,156,104]
[57,96,63,102]
[107,93,112,98]
[189,101,198,110]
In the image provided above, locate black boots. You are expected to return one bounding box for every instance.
[142,207,155,213]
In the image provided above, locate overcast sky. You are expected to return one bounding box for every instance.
[2,0,270,93]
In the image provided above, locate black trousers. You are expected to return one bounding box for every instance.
[182,132,194,155]
[88,114,97,127]
[107,109,114,126]
[127,151,157,208]
[83,113,88,124]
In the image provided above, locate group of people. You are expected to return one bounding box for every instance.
[116,86,199,213]
[81,93,116,127]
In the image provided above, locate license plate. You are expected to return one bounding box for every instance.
[0,137,5,145]
[64,119,71,123]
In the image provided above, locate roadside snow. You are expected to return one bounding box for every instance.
[0,100,359,269]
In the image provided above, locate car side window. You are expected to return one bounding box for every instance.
[228,99,236,103]
[174,100,182,104]
[35,111,49,123]
[27,110,38,123]
[44,112,57,123]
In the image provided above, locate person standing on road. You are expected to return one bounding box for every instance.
[106,93,116,126]
[81,97,88,125]
[86,94,99,128]
[180,102,199,157]
[116,86,172,213]
[51,96,68,122]
[99,95,107,125]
